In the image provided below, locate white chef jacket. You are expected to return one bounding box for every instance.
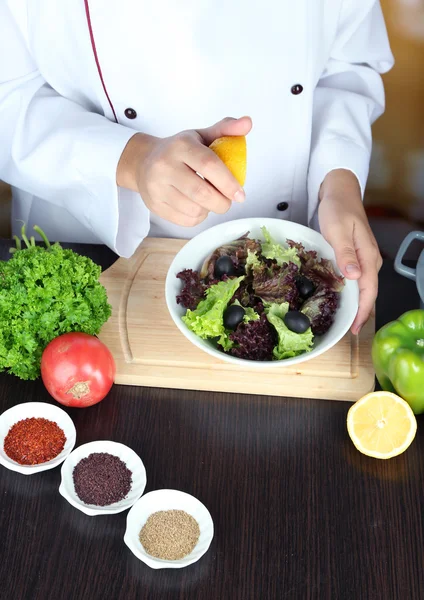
[0,0,393,258]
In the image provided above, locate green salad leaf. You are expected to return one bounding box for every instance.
[261,227,301,268]
[0,227,111,380]
[218,332,234,351]
[265,302,313,360]
[182,276,244,340]
[231,300,260,324]
[245,249,261,272]
[243,306,260,323]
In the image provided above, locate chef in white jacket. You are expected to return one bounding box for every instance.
[0,0,393,333]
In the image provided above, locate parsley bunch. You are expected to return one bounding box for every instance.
[0,226,112,380]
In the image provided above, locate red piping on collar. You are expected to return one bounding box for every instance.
[84,0,118,123]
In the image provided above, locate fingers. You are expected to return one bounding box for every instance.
[179,137,245,203]
[153,195,208,228]
[323,217,381,335]
[197,116,252,146]
[318,199,361,280]
[351,258,379,335]
[167,186,209,220]
[325,229,362,280]
[138,118,253,228]
[172,164,233,214]
[351,229,382,335]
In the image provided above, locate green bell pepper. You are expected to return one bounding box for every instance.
[372,309,424,414]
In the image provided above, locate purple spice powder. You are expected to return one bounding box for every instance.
[72,452,132,506]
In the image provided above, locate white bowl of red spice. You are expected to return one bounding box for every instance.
[0,401,76,475]
[59,440,147,516]
[124,489,214,569]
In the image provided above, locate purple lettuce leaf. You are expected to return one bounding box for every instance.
[251,261,300,308]
[286,240,317,264]
[199,234,262,281]
[221,313,277,361]
[287,239,344,293]
[301,288,340,335]
[176,269,207,310]
[229,279,262,309]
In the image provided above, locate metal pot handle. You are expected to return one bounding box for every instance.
[394,231,424,281]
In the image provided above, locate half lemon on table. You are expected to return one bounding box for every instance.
[347,391,417,459]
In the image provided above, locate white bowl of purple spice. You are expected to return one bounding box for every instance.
[59,440,147,516]
[124,489,214,569]
[0,402,76,475]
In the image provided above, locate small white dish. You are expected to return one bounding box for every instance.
[0,401,76,475]
[124,489,214,569]
[165,217,359,368]
[59,440,147,516]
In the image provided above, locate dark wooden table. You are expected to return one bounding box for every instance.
[0,240,422,600]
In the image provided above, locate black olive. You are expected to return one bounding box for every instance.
[284,310,311,334]
[223,304,245,330]
[296,276,316,299]
[214,255,236,278]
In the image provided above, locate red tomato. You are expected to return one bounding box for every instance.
[41,332,116,407]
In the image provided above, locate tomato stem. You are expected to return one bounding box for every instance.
[67,381,91,399]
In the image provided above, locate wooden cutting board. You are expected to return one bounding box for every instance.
[98,238,375,401]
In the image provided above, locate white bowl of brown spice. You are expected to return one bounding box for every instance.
[124,489,214,569]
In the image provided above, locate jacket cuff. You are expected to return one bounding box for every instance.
[307,138,370,230]
[74,121,150,257]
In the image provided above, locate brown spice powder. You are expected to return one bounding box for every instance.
[139,510,200,560]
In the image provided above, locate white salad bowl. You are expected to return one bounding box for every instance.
[0,401,76,475]
[165,217,359,368]
[59,440,147,516]
[124,489,214,569]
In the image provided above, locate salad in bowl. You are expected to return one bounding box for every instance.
[165,218,359,368]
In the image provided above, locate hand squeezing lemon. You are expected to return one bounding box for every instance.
[209,136,247,187]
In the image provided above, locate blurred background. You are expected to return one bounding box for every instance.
[0,0,423,258]
[365,0,424,259]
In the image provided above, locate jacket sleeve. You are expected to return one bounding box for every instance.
[0,2,150,258]
[307,0,394,227]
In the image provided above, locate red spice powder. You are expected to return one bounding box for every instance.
[4,417,66,465]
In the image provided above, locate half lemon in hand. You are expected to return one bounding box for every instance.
[347,391,417,459]
[209,136,247,187]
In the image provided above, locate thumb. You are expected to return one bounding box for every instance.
[197,116,252,145]
[327,232,361,280]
